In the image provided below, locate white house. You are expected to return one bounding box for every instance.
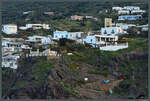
[2,54,20,69]
[2,39,23,52]
[27,35,51,44]
[2,40,22,47]
[19,24,50,30]
[131,10,146,14]
[123,6,140,10]
[53,31,84,40]
[116,23,136,30]
[82,35,118,47]
[112,7,123,11]
[118,15,142,20]
[118,10,130,15]
[85,16,93,19]
[71,15,84,20]
[23,11,33,15]
[2,24,18,34]
[2,38,32,54]
[101,27,123,36]
[82,34,128,51]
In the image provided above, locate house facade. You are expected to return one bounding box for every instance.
[83,35,118,47]
[131,10,146,14]
[101,27,123,35]
[2,24,18,34]
[123,6,140,10]
[85,16,93,19]
[118,10,130,15]
[118,15,142,20]
[19,24,50,30]
[23,11,33,15]
[27,35,51,44]
[116,23,136,30]
[112,7,123,11]
[2,55,20,69]
[71,15,84,20]
[53,31,84,40]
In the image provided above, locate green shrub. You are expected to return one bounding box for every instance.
[88,70,109,77]
[94,88,102,92]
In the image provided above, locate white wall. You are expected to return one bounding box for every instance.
[118,10,130,15]
[112,7,122,11]
[123,6,140,10]
[53,31,83,40]
[2,55,20,69]
[2,25,18,34]
[116,23,136,30]
[101,27,123,35]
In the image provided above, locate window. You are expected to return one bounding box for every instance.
[65,34,68,38]
[55,35,57,38]
[111,29,115,34]
[61,35,64,38]
[90,39,93,42]
[104,30,107,34]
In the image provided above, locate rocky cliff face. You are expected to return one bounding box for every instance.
[2,50,148,99]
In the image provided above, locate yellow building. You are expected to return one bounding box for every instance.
[105,18,112,27]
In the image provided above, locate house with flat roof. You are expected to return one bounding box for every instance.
[19,24,50,30]
[123,6,140,10]
[82,34,128,51]
[116,23,136,30]
[118,10,130,15]
[2,24,18,34]
[27,35,51,44]
[82,35,118,47]
[23,11,33,15]
[2,38,31,55]
[131,10,146,14]
[118,15,142,20]
[53,30,84,40]
[71,15,84,20]
[101,27,123,36]
[2,54,20,69]
[112,7,123,11]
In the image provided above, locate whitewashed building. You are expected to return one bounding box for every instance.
[101,27,123,36]
[19,24,50,30]
[27,35,51,44]
[123,6,140,10]
[2,54,20,69]
[53,31,84,40]
[85,16,94,19]
[2,24,18,34]
[118,15,142,20]
[116,23,136,30]
[2,40,22,47]
[112,7,123,11]
[23,11,33,15]
[118,10,130,15]
[131,10,146,14]
[2,38,32,56]
[82,35,128,51]
[71,15,84,20]
[82,35,118,47]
